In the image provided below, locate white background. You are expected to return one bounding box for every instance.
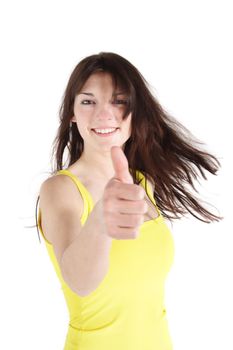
[0,0,232,349]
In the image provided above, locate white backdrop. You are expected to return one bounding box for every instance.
[0,0,232,349]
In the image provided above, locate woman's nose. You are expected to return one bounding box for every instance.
[96,104,114,120]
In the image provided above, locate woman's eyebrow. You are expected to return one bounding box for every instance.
[78,92,94,96]
[78,91,127,96]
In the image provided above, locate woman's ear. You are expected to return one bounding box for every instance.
[70,116,76,122]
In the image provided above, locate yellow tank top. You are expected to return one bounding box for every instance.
[37,169,175,350]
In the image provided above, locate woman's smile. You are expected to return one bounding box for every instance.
[91,127,119,137]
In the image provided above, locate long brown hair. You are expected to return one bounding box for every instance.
[36,52,223,231]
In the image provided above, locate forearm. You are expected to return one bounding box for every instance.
[60,201,112,297]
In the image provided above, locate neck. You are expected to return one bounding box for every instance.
[78,147,117,181]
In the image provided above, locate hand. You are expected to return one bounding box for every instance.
[101,146,148,239]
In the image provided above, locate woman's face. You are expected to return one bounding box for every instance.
[72,72,132,152]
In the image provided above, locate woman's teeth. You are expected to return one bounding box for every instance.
[93,128,117,134]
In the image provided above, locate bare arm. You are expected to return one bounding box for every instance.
[39,147,148,297]
[60,199,113,297]
[39,175,112,297]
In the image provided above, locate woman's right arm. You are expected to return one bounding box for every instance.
[39,175,113,297]
[39,148,148,297]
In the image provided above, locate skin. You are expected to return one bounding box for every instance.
[68,71,158,220]
[70,72,132,182]
[39,72,158,295]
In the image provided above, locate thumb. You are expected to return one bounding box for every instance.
[111,146,133,184]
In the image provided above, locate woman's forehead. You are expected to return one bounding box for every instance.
[81,71,127,93]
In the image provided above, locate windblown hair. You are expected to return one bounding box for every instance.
[37,52,223,230]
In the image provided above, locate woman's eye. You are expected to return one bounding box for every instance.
[81,100,95,105]
[113,99,128,105]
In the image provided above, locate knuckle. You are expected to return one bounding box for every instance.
[131,230,139,239]
[138,200,147,213]
[140,215,145,225]
[112,180,121,190]
[135,214,144,226]
[104,186,114,198]
[136,186,144,199]
[143,201,148,213]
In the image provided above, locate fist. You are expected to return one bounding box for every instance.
[101,146,148,239]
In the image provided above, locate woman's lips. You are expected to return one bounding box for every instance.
[92,128,119,137]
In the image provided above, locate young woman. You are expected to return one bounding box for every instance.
[36,52,222,349]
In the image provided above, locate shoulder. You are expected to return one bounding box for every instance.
[39,173,84,262]
[39,173,83,211]
[40,172,79,193]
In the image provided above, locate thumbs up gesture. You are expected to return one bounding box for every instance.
[100,146,148,240]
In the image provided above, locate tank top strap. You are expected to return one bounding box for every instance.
[135,170,162,217]
[56,169,94,225]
